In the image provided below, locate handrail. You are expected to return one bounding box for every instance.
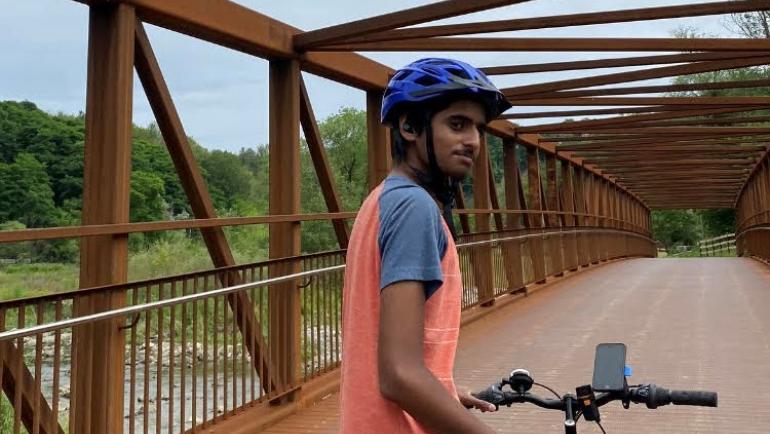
[698,233,736,245]
[0,210,648,243]
[0,226,651,342]
[736,209,770,230]
[0,212,357,243]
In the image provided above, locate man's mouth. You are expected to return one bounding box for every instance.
[455,151,474,166]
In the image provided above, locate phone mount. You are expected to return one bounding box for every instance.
[592,343,628,393]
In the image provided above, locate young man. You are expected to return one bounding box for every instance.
[340,58,512,434]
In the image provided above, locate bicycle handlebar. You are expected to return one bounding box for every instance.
[473,382,717,411]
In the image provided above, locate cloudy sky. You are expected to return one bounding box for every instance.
[1,0,737,152]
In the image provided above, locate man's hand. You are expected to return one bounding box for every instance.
[458,389,497,412]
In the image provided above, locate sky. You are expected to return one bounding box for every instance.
[0,0,738,152]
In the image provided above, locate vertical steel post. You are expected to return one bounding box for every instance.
[367,90,391,191]
[527,146,546,283]
[503,140,525,292]
[72,4,135,434]
[473,135,495,305]
[268,59,301,400]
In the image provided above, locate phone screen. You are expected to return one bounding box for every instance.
[592,343,627,392]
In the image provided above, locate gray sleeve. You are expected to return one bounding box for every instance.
[377,185,448,299]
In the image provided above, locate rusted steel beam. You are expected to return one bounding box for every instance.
[620,175,748,181]
[558,137,770,150]
[0,341,63,434]
[516,107,761,133]
[550,126,770,135]
[511,96,770,106]
[293,0,528,49]
[598,159,756,166]
[545,154,565,275]
[646,195,739,199]
[618,172,748,178]
[518,78,770,99]
[627,179,745,186]
[628,115,770,128]
[268,59,302,400]
[628,186,744,192]
[642,195,739,200]
[71,4,135,434]
[502,140,526,291]
[527,146,547,283]
[501,105,755,119]
[320,36,770,52]
[113,0,389,89]
[654,204,733,209]
[453,184,472,234]
[641,195,739,199]
[0,213,357,244]
[611,170,750,177]
[487,155,503,232]
[486,122,649,210]
[135,21,279,395]
[341,1,770,44]
[584,153,759,164]
[481,51,770,75]
[472,135,495,305]
[560,162,579,270]
[599,164,754,172]
[573,146,764,154]
[367,91,392,190]
[299,78,350,249]
[501,56,770,97]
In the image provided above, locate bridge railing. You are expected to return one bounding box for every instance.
[697,233,736,257]
[736,153,770,265]
[0,217,654,434]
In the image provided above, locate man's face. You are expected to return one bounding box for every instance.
[406,99,486,180]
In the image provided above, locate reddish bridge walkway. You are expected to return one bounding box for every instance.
[261,258,770,434]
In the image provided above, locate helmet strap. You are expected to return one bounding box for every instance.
[406,112,459,240]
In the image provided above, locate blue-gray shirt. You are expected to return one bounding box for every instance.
[377,175,448,299]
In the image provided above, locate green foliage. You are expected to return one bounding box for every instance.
[699,208,736,238]
[130,170,167,222]
[317,107,369,210]
[0,153,57,227]
[200,149,255,210]
[652,210,701,250]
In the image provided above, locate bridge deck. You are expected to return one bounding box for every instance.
[260,258,770,433]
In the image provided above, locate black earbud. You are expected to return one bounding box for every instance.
[403,122,414,133]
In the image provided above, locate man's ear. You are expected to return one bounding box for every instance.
[398,114,418,142]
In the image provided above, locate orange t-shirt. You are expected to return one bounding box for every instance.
[340,176,463,434]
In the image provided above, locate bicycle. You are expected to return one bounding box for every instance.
[470,343,717,433]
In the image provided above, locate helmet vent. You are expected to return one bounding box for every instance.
[414,75,440,86]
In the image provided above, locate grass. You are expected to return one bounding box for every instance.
[0,232,271,302]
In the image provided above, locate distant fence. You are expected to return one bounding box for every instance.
[698,233,736,257]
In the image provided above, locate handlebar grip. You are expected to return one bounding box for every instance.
[670,390,718,407]
[632,385,718,409]
[471,383,507,410]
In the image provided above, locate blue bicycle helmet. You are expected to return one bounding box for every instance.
[381,58,511,125]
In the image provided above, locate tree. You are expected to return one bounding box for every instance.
[726,10,770,39]
[199,149,255,210]
[652,210,701,250]
[698,209,736,238]
[130,170,167,222]
[0,153,57,227]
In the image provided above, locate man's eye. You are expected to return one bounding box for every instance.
[450,120,464,130]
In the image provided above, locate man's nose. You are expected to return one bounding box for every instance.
[464,130,482,155]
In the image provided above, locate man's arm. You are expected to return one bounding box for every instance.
[378,281,496,434]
